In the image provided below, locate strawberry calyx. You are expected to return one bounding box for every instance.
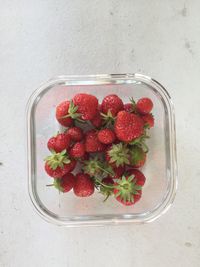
[108,143,130,167]
[129,133,149,153]
[114,175,142,203]
[46,179,64,192]
[101,110,116,127]
[45,149,71,170]
[129,146,146,165]
[83,157,114,178]
[61,101,85,123]
[53,178,64,192]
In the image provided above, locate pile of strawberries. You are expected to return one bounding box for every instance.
[45,93,154,206]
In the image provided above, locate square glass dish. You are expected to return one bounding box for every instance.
[26,74,177,226]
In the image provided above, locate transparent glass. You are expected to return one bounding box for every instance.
[26,74,177,226]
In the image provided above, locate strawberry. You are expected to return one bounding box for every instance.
[113,174,143,206]
[97,129,116,144]
[106,143,130,167]
[53,173,75,192]
[66,126,84,142]
[79,152,90,163]
[124,103,134,113]
[114,111,144,142]
[47,133,70,153]
[101,94,124,116]
[129,146,146,168]
[91,111,103,128]
[44,150,76,178]
[73,173,94,197]
[85,130,106,153]
[112,165,125,179]
[73,93,98,120]
[102,177,114,185]
[56,101,74,127]
[126,169,146,186]
[136,97,153,114]
[69,142,85,158]
[141,113,154,128]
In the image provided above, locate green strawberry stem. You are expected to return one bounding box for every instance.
[129,97,136,112]
[97,165,113,176]
[94,178,114,189]
[103,193,111,202]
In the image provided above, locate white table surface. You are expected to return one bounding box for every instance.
[1,1,200,266]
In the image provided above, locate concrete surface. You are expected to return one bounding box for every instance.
[0,1,200,266]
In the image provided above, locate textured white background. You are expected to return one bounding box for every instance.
[0,1,200,266]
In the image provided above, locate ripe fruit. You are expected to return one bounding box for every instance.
[97,129,116,144]
[47,133,70,153]
[141,113,154,128]
[102,177,114,185]
[112,165,125,179]
[115,111,144,142]
[126,169,146,186]
[129,146,146,168]
[91,111,103,128]
[44,150,76,178]
[53,173,75,192]
[136,97,153,114]
[69,142,85,158]
[106,143,130,167]
[73,173,94,197]
[46,93,154,204]
[56,101,74,127]
[66,126,84,142]
[85,130,106,153]
[101,94,124,116]
[124,103,134,113]
[113,175,142,206]
[73,93,98,120]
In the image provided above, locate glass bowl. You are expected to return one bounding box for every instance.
[26,74,177,226]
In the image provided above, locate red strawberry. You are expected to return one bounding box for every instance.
[69,142,85,158]
[106,143,130,167]
[79,152,90,162]
[73,93,98,120]
[66,126,84,142]
[53,173,75,192]
[85,130,106,153]
[113,174,143,206]
[141,113,154,128]
[44,150,76,178]
[129,146,146,168]
[102,177,114,185]
[136,97,153,114]
[114,111,144,142]
[126,169,146,186]
[47,133,70,153]
[97,129,116,144]
[101,94,124,116]
[91,111,103,128]
[73,173,94,197]
[56,101,74,127]
[112,165,125,179]
[124,103,134,113]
